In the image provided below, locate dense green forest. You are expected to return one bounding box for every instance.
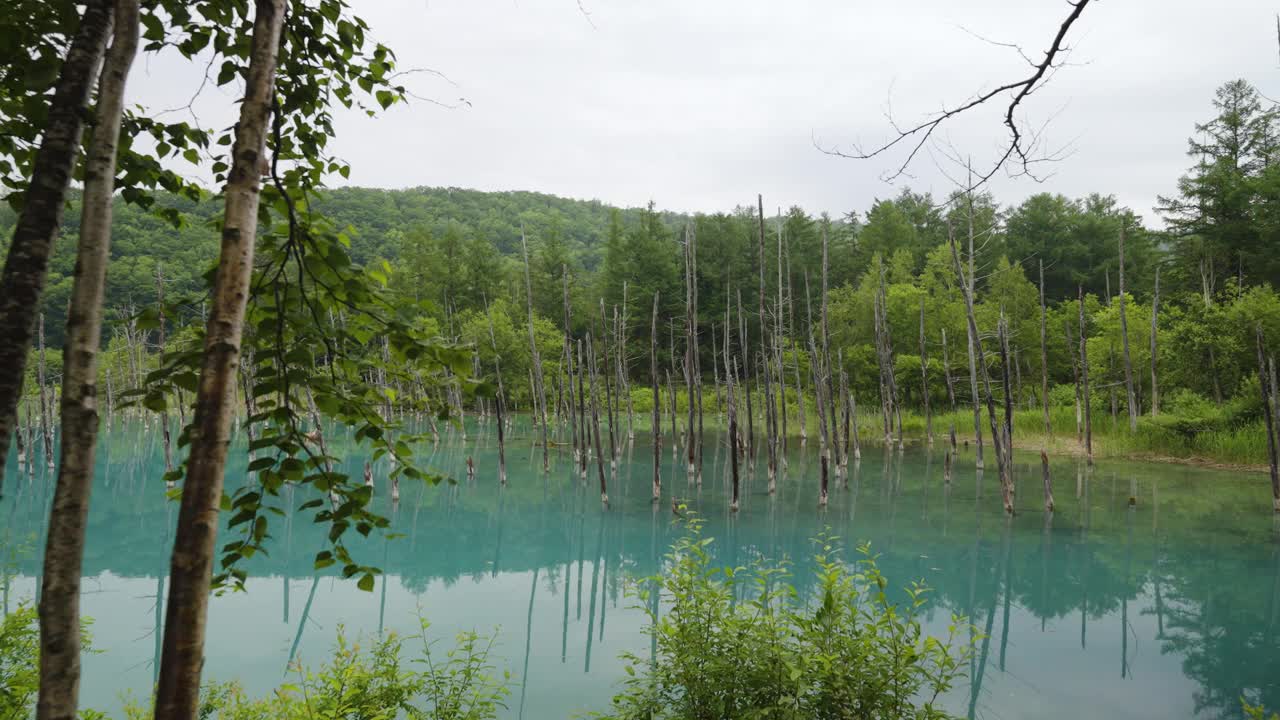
[9,78,1280,458]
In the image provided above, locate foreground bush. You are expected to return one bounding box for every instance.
[120,620,509,720]
[598,519,974,720]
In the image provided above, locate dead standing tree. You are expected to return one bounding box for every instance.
[520,230,550,473]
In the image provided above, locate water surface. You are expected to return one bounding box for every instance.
[3,418,1279,719]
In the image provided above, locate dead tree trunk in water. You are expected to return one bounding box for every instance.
[485,299,507,484]
[1118,227,1138,432]
[1150,267,1160,417]
[520,231,550,473]
[0,0,114,497]
[1257,326,1280,512]
[587,333,608,506]
[965,199,985,468]
[820,223,842,472]
[650,292,661,501]
[563,268,577,465]
[728,355,741,512]
[756,195,777,488]
[949,228,1012,513]
[998,312,1015,473]
[1079,287,1094,466]
[154,4,285,717]
[737,289,754,460]
[38,5,139,715]
[809,334,830,506]
[683,226,697,480]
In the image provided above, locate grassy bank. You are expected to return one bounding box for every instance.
[617,387,1270,470]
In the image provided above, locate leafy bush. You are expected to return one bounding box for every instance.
[122,620,509,720]
[0,605,39,720]
[597,519,973,720]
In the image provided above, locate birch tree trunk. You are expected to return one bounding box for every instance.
[650,292,661,501]
[38,5,138,717]
[0,0,114,497]
[154,4,284,717]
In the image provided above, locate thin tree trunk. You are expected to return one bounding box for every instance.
[154,4,284,717]
[998,312,1015,472]
[728,355,741,512]
[484,299,507,484]
[0,0,114,497]
[950,228,1011,512]
[563,268,576,464]
[587,333,608,505]
[37,5,138,716]
[683,227,696,479]
[1079,287,1094,466]
[820,224,841,472]
[1150,266,1160,417]
[756,196,776,487]
[965,199,984,469]
[650,292,661,500]
[737,289,753,460]
[520,230,550,473]
[809,334,830,506]
[1118,227,1138,431]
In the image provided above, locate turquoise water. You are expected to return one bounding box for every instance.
[3,417,1280,719]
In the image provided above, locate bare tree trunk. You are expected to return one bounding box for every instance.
[919,299,933,444]
[622,281,635,440]
[598,302,617,466]
[650,292,661,501]
[737,289,753,460]
[839,349,852,466]
[683,227,696,479]
[809,334,830,506]
[728,355,741,512]
[1039,260,1051,436]
[1118,227,1138,432]
[0,0,114,497]
[154,4,284,717]
[756,196,776,487]
[520,230,550,473]
[1258,327,1280,512]
[563,269,577,464]
[950,227,1012,512]
[484,299,507,484]
[37,6,138,716]
[775,212,788,458]
[966,196,984,468]
[587,333,608,506]
[998,312,1015,472]
[1150,267,1160,417]
[793,339,806,443]
[1079,287,1094,466]
[820,224,841,472]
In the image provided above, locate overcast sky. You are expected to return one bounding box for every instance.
[134,0,1278,226]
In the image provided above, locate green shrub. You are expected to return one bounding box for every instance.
[597,519,973,720]
[122,620,509,720]
[0,605,39,720]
